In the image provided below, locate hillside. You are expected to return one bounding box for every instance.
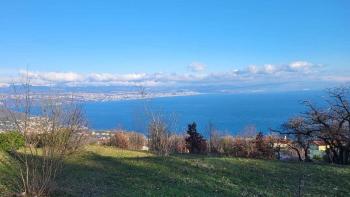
[1,145,350,196]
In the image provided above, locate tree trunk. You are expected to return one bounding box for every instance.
[339,147,349,165]
[294,148,303,162]
[338,148,344,165]
[329,148,339,164]
[344,150,349,165]
[304,148,311,162]
[289,145,303,161]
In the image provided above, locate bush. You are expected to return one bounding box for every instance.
[254,132,275,159]
[216,134,276,159]
[127,132,146,150]
[110,132,129,149]
[232,138,250,157]
[0,132,25,152]
[109,131,146,150]
[220,136,235,155]
[169,135,188,153]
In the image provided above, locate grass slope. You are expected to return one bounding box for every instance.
[1,146,350,196]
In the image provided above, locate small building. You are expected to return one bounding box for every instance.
[273,137,290,149]
[141,146,149,151]
[309,141,328,159]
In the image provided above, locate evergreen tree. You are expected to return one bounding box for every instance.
[185,122,207,154]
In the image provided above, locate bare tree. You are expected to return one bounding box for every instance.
[236,125,259,158]
[169,134,187,153]
[207,122,221,154]
[1,80,87,196]
[272,117,314,162]
[300,87,350,164]
[127,131,146,150]
[147,112,171,156]
[138,86,178,156]
[272,87,350,164]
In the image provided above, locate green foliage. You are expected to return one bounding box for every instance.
[0,131,25,152]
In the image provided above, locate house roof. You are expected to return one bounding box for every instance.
[312,140,327,146]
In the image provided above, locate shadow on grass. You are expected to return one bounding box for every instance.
[53,151,350,197]
[0,151,26,196]
[2,148,350,197]
[54,152,239,197]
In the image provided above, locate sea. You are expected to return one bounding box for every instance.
[83,90,326,136]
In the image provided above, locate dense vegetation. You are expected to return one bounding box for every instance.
[0,132,25,152]
[2,145,349,196]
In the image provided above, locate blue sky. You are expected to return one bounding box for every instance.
[0,0,349,90]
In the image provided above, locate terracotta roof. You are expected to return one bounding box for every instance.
[312,140,326,146]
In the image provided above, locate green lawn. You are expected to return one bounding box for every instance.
[1,145,350,196]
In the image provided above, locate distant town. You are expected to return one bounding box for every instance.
[0,90,200,103]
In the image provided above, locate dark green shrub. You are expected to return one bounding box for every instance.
[0,132,25,152]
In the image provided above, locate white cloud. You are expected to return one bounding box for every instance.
[245,61,321,75]
[289,61,313,70]
[87,73,147,82]
[0,60,343,89]
[248,65,259,74]
[287,61,323,73]
[188,62,206,72]
[263,64,277,74]
[44,72,83,82]
[20,70,84,83]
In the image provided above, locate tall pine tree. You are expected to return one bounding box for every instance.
[185,122,207,154]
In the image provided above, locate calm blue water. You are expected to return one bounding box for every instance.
[83,91,325,136]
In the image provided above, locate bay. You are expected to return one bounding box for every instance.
[83,91,325,136]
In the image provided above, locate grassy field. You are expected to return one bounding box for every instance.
[1,145,350,196]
